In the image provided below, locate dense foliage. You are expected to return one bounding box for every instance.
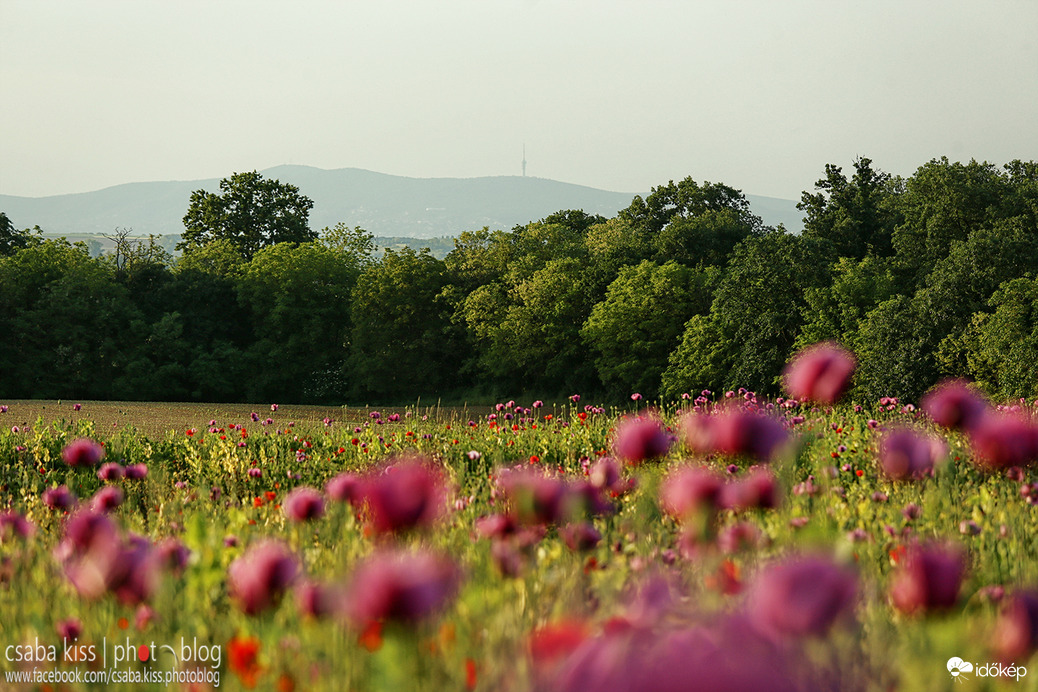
[2,158,1036,404]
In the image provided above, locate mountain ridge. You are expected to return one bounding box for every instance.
[1,165,804,238]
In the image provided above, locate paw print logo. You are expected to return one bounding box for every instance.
[947,657,973,682]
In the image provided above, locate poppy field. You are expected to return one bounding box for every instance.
[2,345,1038,691]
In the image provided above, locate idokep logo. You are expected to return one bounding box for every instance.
[947,656,1028,682]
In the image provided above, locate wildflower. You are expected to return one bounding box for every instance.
[123,463,148,480]
[342,548,461,624]
[97,463,124,482]
[43,485,77,511]
[0,511,34,542]
[878,428,947,480]
[612,416,672,465]
[746,555,858,638]
[889,543,966,614]
[560,522,602,552]
[360,457,448,534]
[659,466,723,521]
[227,540,300,615]
[56,618,83,642]
[992,591,1038,663]
[922,379,989,432]
[969,413,1038,469]
[62,438,105,467]
[155,538,191,574]
[91,486,124,513]
[719,467,780,511]
[783,342,856,404]
[325,472,361,503]
[295,580,341,619]
[282,487,325,522]
[227,634,262,687]
[685,410,789,463]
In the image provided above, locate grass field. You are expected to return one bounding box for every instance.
[1,381,1037,691]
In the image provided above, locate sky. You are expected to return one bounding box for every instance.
[2,0,1036,201]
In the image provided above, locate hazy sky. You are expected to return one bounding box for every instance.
[2,0,1036,200]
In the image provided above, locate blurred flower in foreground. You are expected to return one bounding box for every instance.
[227,540,299,615]
[746,554,858,638]
[62,438,105,467]
[783,342,856,404]
[612,416,672,465]
[889,543,966,615]
[358,457,448,534]
[684,410,789,463]
[992,590,1038,663]
[878,428,947,480]
[342,548,461,625]
[282,486,325,522]
[968,413,1038,470]
[921,379,989,432]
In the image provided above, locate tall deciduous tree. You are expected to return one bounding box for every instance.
[178,171,315,260]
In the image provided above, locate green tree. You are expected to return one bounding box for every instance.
[798,157,902,259]
[348,248,456,401]
[582,260,716,398]
[178,171,315,260]
[238,241,361,403]
[959,276,1038,399]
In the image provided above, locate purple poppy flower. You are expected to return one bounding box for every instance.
[659,466,723,521]
[612,416,672,465]
[360,457,448,534]
[687,410,788,463]
[719,467,780,511]
[56,618,83,642]
[97,463,124,482]
[922,379,989,432]
[889,543,966,615]
[969,413,1038,470]
[0,511,35,542]
[342,548,461,625]
[155,537,191,574]
[992,591,1038,663]
[90,486,124,514]
[62,438,105,467]
[747,555,858,638]
[227,540,300,615]
[295,579,341,619]
[283,486,326,522]
[107,535,161,606]
[55,511,121,600]
[325,472,362,503]
[878,428,947,480]
[560,522,602,552]
[783,342,856,404]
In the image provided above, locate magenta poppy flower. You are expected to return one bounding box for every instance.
[689,410,789,463]
[922,380,989,432]
[560,522,602,552]
[0,511,35,542]
[62,438,105,467]
[227,540,300,615]
[659,466,724,521]
[295,579,342,619]
[325,472,362,503]
[969,413,1038,469]
[91,486,124,514]
[612,416,672,465]
[123,463,148,480]
[97,463,124,482]
[719,467,780,511]
[783,342,856,404]
[107,535,161,606]
[56,618,83,642]
[155,537,191,574]
[342,548,461,625]
[889,543,966,615]
[283,486,326,522]
[360,457,447,534]
[747,555,858,638]
[878,428,947,480]
[992,591,1038,663]
[498,468,586,526]
[56,511,122,600]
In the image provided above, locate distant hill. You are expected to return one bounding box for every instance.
[0,165,803,240]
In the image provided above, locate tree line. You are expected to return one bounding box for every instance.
[1,157,1036,405]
